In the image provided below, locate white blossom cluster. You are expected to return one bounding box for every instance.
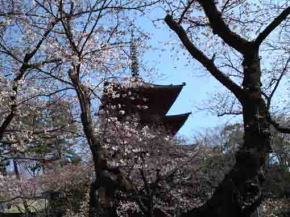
[97,113,208,215]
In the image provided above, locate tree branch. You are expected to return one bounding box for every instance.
[267,56,290,109]
[165,15,245,102]
[198,0,251,53]
[217,111,243,117]
[0,21,57,141]
[178,0,195,24]
[79,0,107,54]
[255,6,290,46]
[268,116,290,134]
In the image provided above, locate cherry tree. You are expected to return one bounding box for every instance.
[164,0,290,216]
[98,108,203,217]
[0,0,161,216]
[4,1,290,216]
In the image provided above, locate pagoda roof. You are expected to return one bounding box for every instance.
[101,79,190,136]
[162,112,191,136]
[133,83,185,116]
[139,112,191,136]
[102,81,186,116]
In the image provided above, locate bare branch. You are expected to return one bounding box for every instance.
[217,111,242,117]
[268,116,290,134]
[165,15,245,102]
[80,0,107,54]
[17,87,73,105]
[197,0,251,53]
[35,66,73,86]
[178,0,195,24]
[255,6,290,46]
[267,56,290,109]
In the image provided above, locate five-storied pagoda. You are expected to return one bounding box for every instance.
[101,36,190,135]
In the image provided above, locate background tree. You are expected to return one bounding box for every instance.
[196,122,290,217]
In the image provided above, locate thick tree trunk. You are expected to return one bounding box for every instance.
[181,50,271,217]
[164,4,290,216]
[88,180,114,217]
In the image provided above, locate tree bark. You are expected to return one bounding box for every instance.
[180,49,271,217]
[69,67,132,217]
[163,3,287,214]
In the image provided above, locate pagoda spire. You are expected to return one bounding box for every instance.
[101,30,190,136]
[130,30,139,77]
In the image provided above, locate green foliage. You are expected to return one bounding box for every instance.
[4,199,47,213]
[263,164,290,198]
[221,123,243,153]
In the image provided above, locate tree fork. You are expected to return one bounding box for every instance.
[181,63,271,217]
[166,14,272,217]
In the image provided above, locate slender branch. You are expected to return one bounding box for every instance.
[24,21,57,61]
[80,0,108,54]
[77,1,97,45]
[17,87,73,105]
[0,41,21,62]
[217,111,243,117]
[186,18,209,27]
[267,56,290,109]
[72,3,160,17]
[178,0,195,24]
[59,2,80,57]
[31,58,62,67]
[220,0,231,14]
[0,21,57,140]
[255,6,290,46]
[165,15,245,102]
[32,124,75,135]
[36,66,73,86]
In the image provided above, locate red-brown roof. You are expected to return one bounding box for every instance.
[102,82,185,116]
[162,112,191,135]
[101,80,189,135]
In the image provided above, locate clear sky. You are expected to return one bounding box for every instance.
[136,9,241,140]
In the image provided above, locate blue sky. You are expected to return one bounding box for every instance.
[136,9,241,140]
[134,4,290,141]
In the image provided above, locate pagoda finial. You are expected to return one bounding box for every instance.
[130,29,139,77]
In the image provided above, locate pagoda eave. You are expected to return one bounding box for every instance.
[162,112,191,136]
[102,82,186,116]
